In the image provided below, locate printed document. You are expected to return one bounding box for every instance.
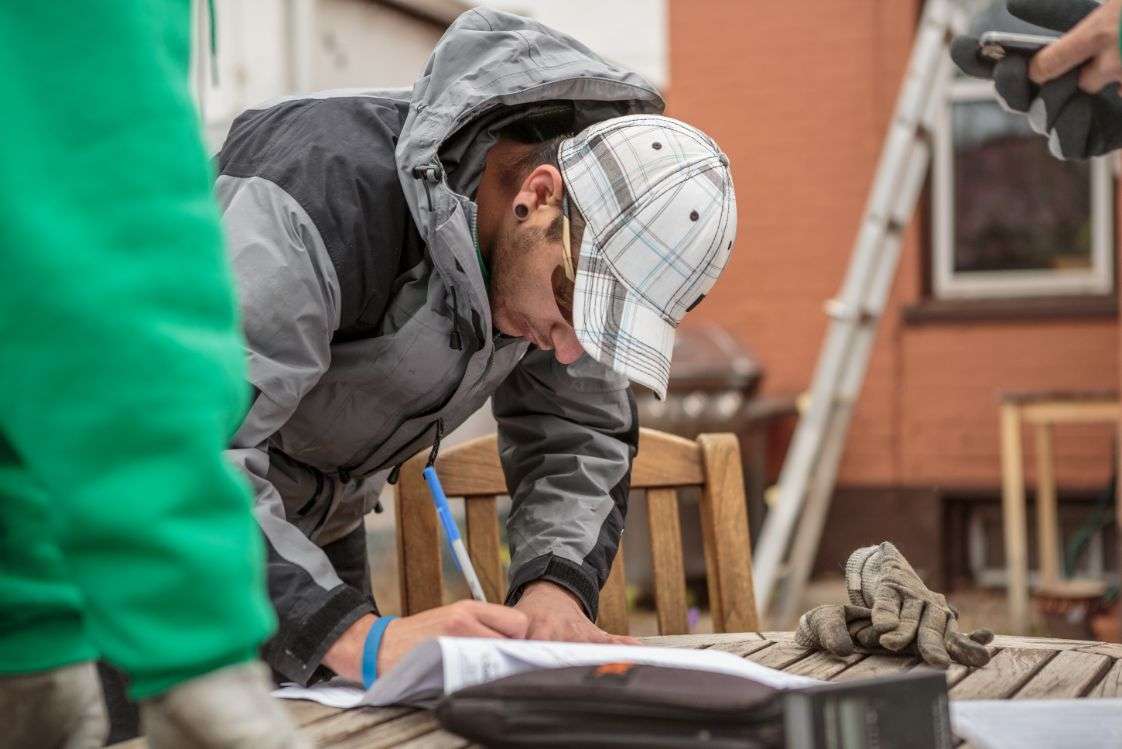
[950,699,1122,749]
[274,637,818,708]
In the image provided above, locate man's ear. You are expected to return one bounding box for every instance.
[516,164,564,213]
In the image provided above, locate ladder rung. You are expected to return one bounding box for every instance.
[824,298,879,323]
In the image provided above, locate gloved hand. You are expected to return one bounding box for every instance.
[0,661,108,749]
[846,542,994,668]
[950,0,1122,159]
[140,660,309,748]
[796,603,995,668]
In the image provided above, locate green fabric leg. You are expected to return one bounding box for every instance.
[0,2,274,698]
[0,435,94,672]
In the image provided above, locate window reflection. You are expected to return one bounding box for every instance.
[952,100,1092,273]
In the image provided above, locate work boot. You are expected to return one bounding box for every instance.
[0,661,109,749]
[140,660,309,748]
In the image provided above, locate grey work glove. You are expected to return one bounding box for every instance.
[846,542,994,668]
[140,660,309,749]
[796,603,995,668]
[794,603,873,657]
[0,661,108,749]
[951,0,1122,160]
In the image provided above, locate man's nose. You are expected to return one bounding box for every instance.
[551,326,585,365]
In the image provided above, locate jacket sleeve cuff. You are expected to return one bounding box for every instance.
[505,554,601,622]
[845,543,884,607]
[264,584,375,686]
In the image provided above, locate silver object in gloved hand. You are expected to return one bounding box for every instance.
[796,603,995,668]
[140,660,309,749]
[846,542,994,668]
[950,0,1122,160]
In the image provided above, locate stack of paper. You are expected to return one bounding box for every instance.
[274,637,818,708]
[950,699,1122,749]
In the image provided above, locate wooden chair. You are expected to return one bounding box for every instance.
[998,389,1119,634]
[394,427,759,635]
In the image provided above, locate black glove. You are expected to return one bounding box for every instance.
[951,0,1122,159]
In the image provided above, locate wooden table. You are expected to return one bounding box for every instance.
[115,630,1122,747]
[286,631,1122,747]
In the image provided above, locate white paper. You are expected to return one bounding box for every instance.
[950,699,1122,749]
[274,636,817,708]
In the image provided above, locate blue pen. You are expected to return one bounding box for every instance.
[422,421,487,602]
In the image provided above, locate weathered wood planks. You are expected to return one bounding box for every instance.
[112,631,1122,748]
[950,648,1056,700]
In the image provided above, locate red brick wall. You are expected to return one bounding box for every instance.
[668,0,1118,490]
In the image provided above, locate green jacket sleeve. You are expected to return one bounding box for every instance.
[0,1,274,698]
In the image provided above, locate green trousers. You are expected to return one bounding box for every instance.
[0,2,274,698]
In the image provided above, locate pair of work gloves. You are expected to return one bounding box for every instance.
[1,660,308,749]
[952,0,1122,160]
[796,542,994,669]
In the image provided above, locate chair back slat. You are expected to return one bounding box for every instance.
[596,543,629,635]
[646,488,689,635]
[427,435,507,496]
[697,434,759,632]
[393,428,759,636]
[395,458,443,614]
[632,428,705,487]
[464,495,506,603]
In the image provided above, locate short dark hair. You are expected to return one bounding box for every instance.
[495,133,567,193]
[495,106,586,250]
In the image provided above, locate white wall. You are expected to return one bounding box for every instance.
[314,0,445,89]
[471,0,667,90]
[200,0,666,146]
[200,0,447,147]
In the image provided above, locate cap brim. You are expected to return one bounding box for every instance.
[571,232,675,400]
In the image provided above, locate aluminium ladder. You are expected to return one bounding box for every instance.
[752,0,968,623]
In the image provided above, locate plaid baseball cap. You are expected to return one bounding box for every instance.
[558,115,737,399]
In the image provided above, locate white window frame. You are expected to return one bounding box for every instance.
[932,76,1115,299]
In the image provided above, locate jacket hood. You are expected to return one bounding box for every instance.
[396,8,664,237]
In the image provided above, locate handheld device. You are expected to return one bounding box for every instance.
[978,31,1059,61]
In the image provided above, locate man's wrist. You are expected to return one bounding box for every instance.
[508,555,600,619]
[321,613,375,682]
[519,579,584,611]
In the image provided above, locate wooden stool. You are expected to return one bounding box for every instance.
[998,389,1118,633]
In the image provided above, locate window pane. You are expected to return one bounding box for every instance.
[952,99,1092,273]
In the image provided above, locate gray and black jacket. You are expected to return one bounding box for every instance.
[216,9,664,685]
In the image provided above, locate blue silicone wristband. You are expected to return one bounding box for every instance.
[361,615,398,688]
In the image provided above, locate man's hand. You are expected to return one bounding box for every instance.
[1026,0,1122,92]
[950,0,1122,159]
[514,580,639,645]
[322,601,530,682]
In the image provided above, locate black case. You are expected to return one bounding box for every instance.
[435,663,951,749]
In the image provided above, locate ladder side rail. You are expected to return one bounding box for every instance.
[769,54,952,621]
[835,5,952,305]
[753,0,958,614]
